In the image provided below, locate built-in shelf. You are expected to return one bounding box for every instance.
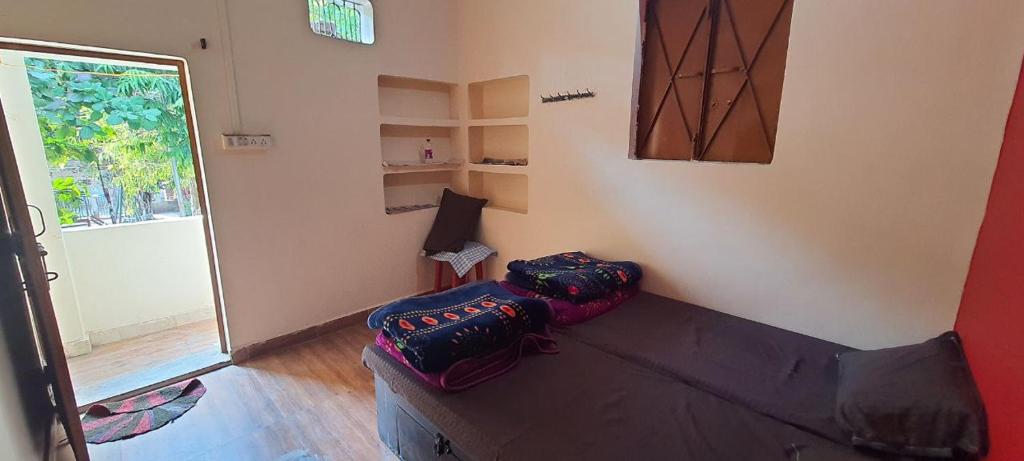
[469,124,528,164]
[383,170,452,214]
[380,124,456,167]
[383,162,463,174]
[379,75,456,120]
[380,116,459,127]
[379,74,461,214]
[468,171,528,214]
[385,204,439,215]
[466,163,528,174]
[379,74,531,216]
[466,117,528,127]
[469,75,530,119]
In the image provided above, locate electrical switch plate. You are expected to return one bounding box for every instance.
[222,134,273,150]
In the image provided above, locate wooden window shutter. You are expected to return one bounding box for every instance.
[636,0,794,163]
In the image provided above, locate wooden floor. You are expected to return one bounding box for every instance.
[86,324,397,461]
[68,320,228,406]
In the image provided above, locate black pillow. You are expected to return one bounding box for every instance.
[835,332,988,459]
[422,189,487,255]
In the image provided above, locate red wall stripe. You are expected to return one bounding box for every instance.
[955,59,1024,460]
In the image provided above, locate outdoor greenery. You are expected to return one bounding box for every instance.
[50,177,83,225]
[25,57,198,225]
[308,0,364,43]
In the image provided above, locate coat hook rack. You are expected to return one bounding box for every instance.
[541,88,596,104]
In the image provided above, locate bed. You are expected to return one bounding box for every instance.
[362,292,909,460]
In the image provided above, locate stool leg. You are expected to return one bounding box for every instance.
[475,262,485,281]
[434,261,443,293]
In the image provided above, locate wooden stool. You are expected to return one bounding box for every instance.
[433,261,486,293]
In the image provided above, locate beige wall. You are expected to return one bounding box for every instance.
[458,0,1024,348]
[63,217,216,340]
[0,0,459,349]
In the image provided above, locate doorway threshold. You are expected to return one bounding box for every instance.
[68,320,230,409]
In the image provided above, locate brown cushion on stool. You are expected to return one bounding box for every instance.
[423,189,487,255]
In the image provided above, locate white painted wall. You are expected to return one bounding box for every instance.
[0,50,89,350]
[457,0,1024,348]
[63,217,215,336]
[0,0,459,349]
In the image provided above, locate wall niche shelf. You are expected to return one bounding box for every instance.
[379,116,459,127]
[469,75,530,119]
[466,163,528,174]
[380,124,456,166]
[468,124,528,165]
[383,171,452,215]
[382,162,463,174]
[385,204,439,215]
[469,171,528,214]
[466,117,528,127]
[378,75,461,214]
[379,75,456,120]
[379,74,530,215]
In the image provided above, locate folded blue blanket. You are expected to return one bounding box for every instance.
[368,281,551,373]
[507,251,643,303]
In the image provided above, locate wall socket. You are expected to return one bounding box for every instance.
[222,134,273,150]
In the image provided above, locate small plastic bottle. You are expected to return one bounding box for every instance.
[421,139,435,163]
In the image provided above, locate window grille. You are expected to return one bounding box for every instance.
[308,0,375,45]
[635,0,793,163]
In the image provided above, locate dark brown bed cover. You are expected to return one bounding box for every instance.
[363,292,908,460]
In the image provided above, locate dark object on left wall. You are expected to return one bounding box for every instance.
[835,331,988,459]
[423,189,487,255]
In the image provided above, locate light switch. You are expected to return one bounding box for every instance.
[222,134,273,150]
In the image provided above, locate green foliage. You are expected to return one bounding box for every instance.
[25,57,197,225]
[308,0,363,42]
[51,177,82,225]
[26,57,192,164]
[104,126,174,203]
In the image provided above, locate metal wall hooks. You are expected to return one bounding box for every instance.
[540,88,596,104]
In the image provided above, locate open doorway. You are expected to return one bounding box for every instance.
[0,43,228,407]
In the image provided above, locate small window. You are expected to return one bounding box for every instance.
[634,0,794,163]
[308,0,375,45]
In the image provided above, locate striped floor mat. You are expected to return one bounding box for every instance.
[81,378,206,444]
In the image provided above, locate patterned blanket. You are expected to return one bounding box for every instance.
[500,281,639,326]
[507,252,643,303]
[375,331,557,391]
[368,281,552,373]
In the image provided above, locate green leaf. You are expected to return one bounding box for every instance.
[142,108,162,121]
[79,126,96,140]
[56,125,75,139]
[28,71,54,81]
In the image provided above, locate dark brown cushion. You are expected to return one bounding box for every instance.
[423,189,487,255]
[835,332,988,459]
